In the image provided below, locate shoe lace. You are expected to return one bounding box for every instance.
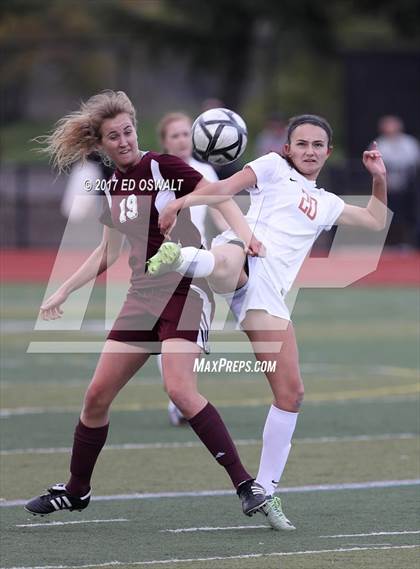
[270,497,285,517]
[47,483,65,494]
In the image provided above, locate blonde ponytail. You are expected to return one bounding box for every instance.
[35,90,137,172]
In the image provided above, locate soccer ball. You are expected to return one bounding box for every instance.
[192,108,247,165]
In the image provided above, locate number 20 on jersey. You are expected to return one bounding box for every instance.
[298,189,318,220]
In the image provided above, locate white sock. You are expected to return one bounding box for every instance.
[178,247,215,278]
[256,405,298,496]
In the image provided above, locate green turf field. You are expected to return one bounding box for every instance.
[1,284,419,569]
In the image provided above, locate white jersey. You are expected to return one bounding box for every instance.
[188,157,219,241]
[244,152,345,294]
[211,152,345,322]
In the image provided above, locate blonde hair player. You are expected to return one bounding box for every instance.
[148,113,388,530]
[25,90,269,519]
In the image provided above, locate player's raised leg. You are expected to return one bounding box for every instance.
[243,310,303,530]
[147,241,247,294]
[24,341,150,515]
[161,338,267,515]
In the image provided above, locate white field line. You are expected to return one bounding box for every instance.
[339,543,392,547]
[2,479,419,508]
[162,527,420,536]
[320,530,420,538]
[1,545,419,569]
[1,433,417,456]
[1,388,418,418]
[1,407,79,417]
[16,518,129,528]
[161,525,267,533]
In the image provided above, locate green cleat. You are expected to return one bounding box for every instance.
[146,242,182,276]
[259,496,296,531]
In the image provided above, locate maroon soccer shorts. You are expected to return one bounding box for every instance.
[107,284,214,353]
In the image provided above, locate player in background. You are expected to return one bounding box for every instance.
[158,112,229,247]
[157,112,228,426]
[149,114,388,530]
[24,90,268,519]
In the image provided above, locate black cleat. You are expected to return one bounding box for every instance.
[24,483,91,516]
[237,479,267,516]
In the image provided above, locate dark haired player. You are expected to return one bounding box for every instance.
[150,114,388,530]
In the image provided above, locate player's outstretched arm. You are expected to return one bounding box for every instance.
[40,226,124,320]
[159,168,257,235]
[337,142,387,231]
[212,199,266,257]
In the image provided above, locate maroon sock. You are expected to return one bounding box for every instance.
[188,402,251,489]
[66,420,109,497]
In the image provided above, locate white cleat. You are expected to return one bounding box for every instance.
[260,495,296,531]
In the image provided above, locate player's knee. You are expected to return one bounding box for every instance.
[212,254,228,280]
[165,384,186,407]
[215,250,241,281]
[288,378,304,407]
[83,385,113,416]
[295,384,305,408]
[165,381,196,412]
[164,378,180,401]
[274,378,304,412]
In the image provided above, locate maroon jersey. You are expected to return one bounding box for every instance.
[99,151,203,295]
